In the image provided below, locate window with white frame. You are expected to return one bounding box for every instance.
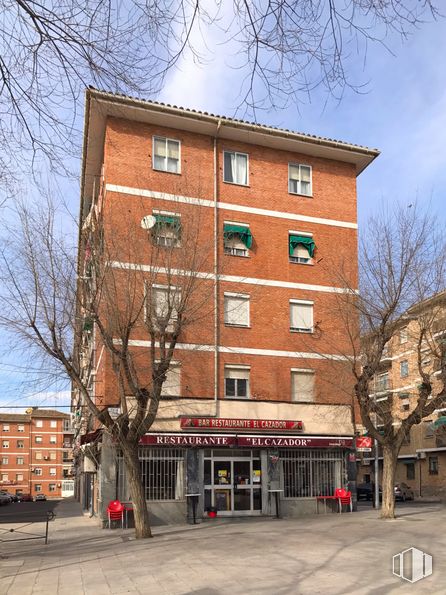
[290,300,313,333]
[50,435,57,444]
[1,457,8,465]
[223,151,248,185]
[17,440,24,449]
[35,451,42,460]
[35,419,43,428]
[289,163,312,196]
[155,362,181,397]
[291,369,315,402]
[16,473,23,482]
[17,457,24,465]
[34,468,42,476]
[289,233,315,264]
[149,284,181,333]
[400,360,409,378]
[151,212,181,247]
[50,420,57,428]
[223,222,252,256]
[224,366,250,398]
[49,483,56,492]
[153,136,181,174]
[50,468,57,476]
[34,484,42,492]
[2,424,9,432]
[35,436,42,443]
[50,452,56,460]
[2,441,9,448]
[18,424,24,432]
[1,474,8,482]
[224,293,250,327]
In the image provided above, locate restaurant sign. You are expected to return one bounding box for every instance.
[140,433,352,448]
[180,417,303,432]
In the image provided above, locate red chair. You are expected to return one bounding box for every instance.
[107,500,125,529]
[334,488,352,513]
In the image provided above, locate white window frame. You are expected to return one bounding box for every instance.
[291,368,315,402]
[400,327,408,344]
[35,419,43,428]
[147,283,181,333]
[1,457,8,465]
[17,440,24,449]
[1,474,8,482]
[2,441,9,448]
[35,436,43,443]
[50,435,57,444]
[223,220,250,257]
[49,468,57,476]
[34,468,42,476]
[288,163,312,196]
[289,300,314,333]
[50,452,57,460]
[17,424,25,432]
[2,424,10,432]
[50,420,57,428]
[152,136,181,174]
[400,360,409,378]
[223,151,249,186]
[35,484,42,492]
[16,473,23,482]
[288,230,313,265]
[49,483,57,492]
[224,365,250,399]
[224,292,250,327]
[17,457,24,465]
[152,210,181,248]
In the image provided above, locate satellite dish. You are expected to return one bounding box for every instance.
[141,215,157,230]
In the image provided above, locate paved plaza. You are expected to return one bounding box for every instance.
[1,499,445,594]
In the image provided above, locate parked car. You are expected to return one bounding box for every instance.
[34,494,47,501]
[17,493,33,502]
[0,491,12,505]
[2,491,18,502]
[357,483,382,501]
[394,483,414,501]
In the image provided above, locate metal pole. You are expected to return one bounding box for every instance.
[374,438,380,509]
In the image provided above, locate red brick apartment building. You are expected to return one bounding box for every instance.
[0,409,74,499]
[75,89,379,522]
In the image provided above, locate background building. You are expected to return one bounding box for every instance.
[0,408,74,499]
[75,89,378,523]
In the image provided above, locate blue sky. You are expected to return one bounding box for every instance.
[1,11,445,412]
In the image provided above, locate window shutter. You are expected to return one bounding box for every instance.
[154,137,166,157]
[225,367,250,380]
[290,302,313,331]
[224,296,249,326]
[289,164,300,180]
[291,371,314,402]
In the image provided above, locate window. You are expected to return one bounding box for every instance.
[290,300,313,333]
[2,441,9,448]
[50,420,57,428]
[50,436,57,444]
[153,136,180,173]
[159,363,181,398]
[424,421,434,438]
[18,424,24,432]
[50,452,57,460]
[224,293,250,327]
[406,463,415,481]
[289,163,312,196]
[400,360,409,378]
[35,436,42,443]
[16,473,23,482]
[375,372,389,393]
[1,457,8,465]
[17,440,24,449]
[35,452,42,460]
[16,457,24,465]
[291,370,315,402]
[149,284,180,333]
[50,468,57,476]
[34,468,42,476]
[224,366,250,399]
[289,233,315,264]
[1,474,8,482]
[401,403,410,412]
[2,424,9,432]
[400,328,408,344]
[63,420,71,432]
[282,449,345,498]
[429,456,438,475]
[223,223,252,257]
[151,212,181,247]
[35,419,43,428]
[34,484,42,492]
[49,484,56,492]
[223,151,248,186]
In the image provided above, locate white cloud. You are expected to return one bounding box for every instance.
[0,390,71,414]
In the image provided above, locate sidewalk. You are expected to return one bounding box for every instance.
[1,500,445,594]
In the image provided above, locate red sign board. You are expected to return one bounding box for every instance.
[356,436,373,452]
[180,417,303,432]
[140,433,352,449]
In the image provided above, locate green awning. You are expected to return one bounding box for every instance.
[289,235,315,257]
[154,214,181,227]
[433,416,446,429]
[223,224,253,249]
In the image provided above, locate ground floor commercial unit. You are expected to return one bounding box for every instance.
[77,399,357,524]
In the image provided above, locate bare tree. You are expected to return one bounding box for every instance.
[0,0,439,188]
[0,192,215,538]
[330,204,446,518]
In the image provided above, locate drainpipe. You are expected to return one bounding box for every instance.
[213,120,222,417]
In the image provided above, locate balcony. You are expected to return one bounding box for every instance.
[371,375,393,398]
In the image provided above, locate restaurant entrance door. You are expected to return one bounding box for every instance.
[204,450,262,516]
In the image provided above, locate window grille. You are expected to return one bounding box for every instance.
[280,449,345,498]
[117,448,185,502]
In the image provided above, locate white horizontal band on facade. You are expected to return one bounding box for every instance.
[105,184,358,229]
[118,339,349,361]
[110,262,355,294]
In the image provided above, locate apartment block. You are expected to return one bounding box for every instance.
[0,408,74,499]
[75,89,378,522]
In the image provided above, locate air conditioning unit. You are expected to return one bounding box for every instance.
[44,456,49,460]
[417,452,427,460]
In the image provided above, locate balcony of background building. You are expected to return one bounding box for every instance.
[63,420,74,433]
[377,344,393,369]
[370,373,393,397]
[62,451,74,463]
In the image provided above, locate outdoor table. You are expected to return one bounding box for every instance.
[186,493,200,524]
[268,489,284,518]
[316,495,337,514]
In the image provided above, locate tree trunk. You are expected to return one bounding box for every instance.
[381,444,398,519]
[121,443,152,538]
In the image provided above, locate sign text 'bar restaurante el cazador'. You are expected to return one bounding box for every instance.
[75,89,378,524]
